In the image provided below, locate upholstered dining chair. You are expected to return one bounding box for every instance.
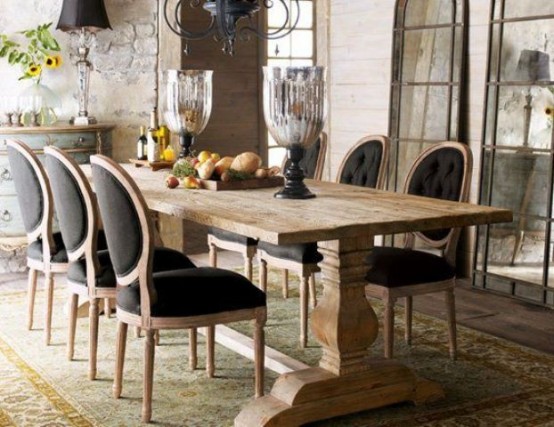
[45,147,211,380]
[365,141,472,360]
[91,155,267,423]
[7,139,69,346]
[258,134,390,348]
[207,131,328,281]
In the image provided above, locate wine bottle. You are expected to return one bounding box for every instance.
[137,126,147,160]
[147,128,160,162]
[158,124,170,159]
[149,107,159,142]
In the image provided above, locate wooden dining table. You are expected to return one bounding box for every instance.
[85,164,512,426]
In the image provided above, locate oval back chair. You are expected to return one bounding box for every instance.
[45,145,116,379]
[91,155,267,423]
[365,141,472,360]
[7,139,69,346]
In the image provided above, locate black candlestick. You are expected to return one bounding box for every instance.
[275,144,315,199]
[179,134,194,158]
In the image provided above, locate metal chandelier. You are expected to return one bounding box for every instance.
[163,0,300,55]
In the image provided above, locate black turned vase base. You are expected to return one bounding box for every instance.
[274,186,316,200]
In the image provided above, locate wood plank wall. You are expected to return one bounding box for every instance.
[324,0,492,274]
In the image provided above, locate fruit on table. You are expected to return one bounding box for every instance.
[214,156,234,176]
[267,166,281,177]
[165,175,180,189]
[230,152,262,174]
[197,150,212,163]
[183,176,200,189]
[211,152,221,162]
[197,159,216,179]
[163,146,176,162]
[254,168,268,179]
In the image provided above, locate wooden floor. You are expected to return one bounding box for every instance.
[2,250,553,355]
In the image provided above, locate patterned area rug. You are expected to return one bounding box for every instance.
[0,269,553,426]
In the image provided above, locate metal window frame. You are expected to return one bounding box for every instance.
[388,0,469,192]
[473,0,554,307]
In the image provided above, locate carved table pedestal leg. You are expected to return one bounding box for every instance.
[235,236,444,426]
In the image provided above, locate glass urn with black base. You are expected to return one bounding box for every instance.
[263,66,327,200]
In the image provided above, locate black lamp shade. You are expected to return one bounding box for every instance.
[56,0,112,32]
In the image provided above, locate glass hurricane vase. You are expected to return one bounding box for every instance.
[164,70,213,158]
[263,66,328,199]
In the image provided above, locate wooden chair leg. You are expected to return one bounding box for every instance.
[135,326,141,338]
[206,326,215,378]
[445,289,457,360]
[254,312,266,398]
[300,275,309,348]
[113,321,128,399]
[282,269,289,299]
[309,273,317,308]
[259,258,268,293]
[27,268,37,330]
[142,330,156,423]
[89,298,100,380]
[404,296,413,346]
[154,329,160,346]
[209,243,217,267]
[244,255,253,281]
[104,298,111,318]
[189,328,197,370]
[67,294,78,361]
[383,296,395,359]
[45,273,54,346]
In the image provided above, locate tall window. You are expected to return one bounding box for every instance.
[266,0,316,167]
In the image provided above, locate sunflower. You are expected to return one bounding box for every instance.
[45,54,62,68]
[27,64,42,77]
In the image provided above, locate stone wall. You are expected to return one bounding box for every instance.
[0,0,159,161]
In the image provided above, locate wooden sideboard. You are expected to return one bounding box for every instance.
[0,124,114,271]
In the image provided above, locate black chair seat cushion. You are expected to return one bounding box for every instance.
[67,249,116,287]
[258,241,323,264]
[67,247,196,288]
[27,232,68,263]
[209,227,257,246]
[117,267,266,317]
[365,247,455,287]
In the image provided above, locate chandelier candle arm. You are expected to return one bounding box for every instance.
[163,0,300,55]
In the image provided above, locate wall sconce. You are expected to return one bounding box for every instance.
[515,49,551,147]
[56,0,112,125]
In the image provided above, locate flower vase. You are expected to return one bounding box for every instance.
[19,83,61,126]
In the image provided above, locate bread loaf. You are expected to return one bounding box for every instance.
[230,152,262,174]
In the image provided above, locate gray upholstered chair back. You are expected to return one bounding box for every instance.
[91,160,145,279]
[90,155,156,318]
[336,135,390,189]
[44,146,100,268]
[7,144,45,234]
[282,132,328,181]
[404,141,472,250]
[6,140,56,255]
[45,151,88,254]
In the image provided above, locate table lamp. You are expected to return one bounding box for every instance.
[515,49,551,147]
[56,0,112,125]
